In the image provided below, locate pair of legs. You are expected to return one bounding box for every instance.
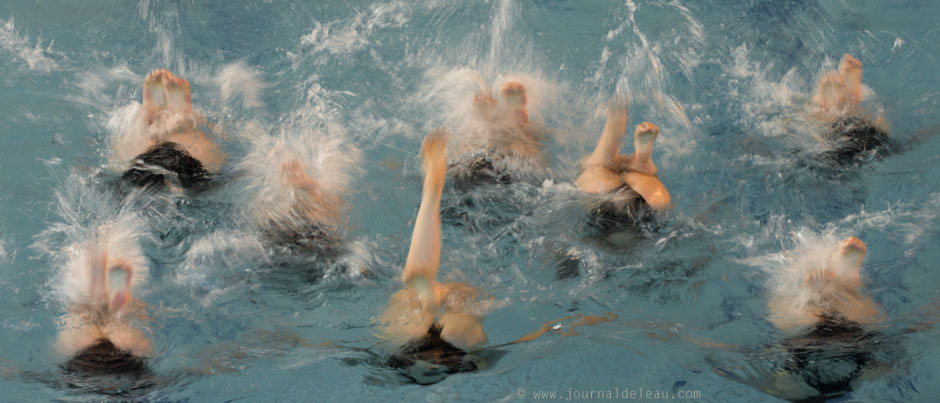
[379,129,487,351]
[576,96,671,211]
[56,240,150,358]
[467,80,544,161]
[813,54,864,114]
[767,237,882,335]
[473,81,528,126]
[113,70,225,175]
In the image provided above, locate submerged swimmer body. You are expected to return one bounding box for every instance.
[812,54,898,166]
[116,69,225,191]
[767,237,884,400]
[378,130,488,384]
[255,159,345,254]
[576,96,671,232]
[449,81,545,187]
[56,235,152,381]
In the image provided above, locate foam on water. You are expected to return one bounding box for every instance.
[2,0,940,400]
[32,171,151,309]
[0,17,60,73]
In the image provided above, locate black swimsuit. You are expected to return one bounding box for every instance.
[782,316,877,398]
[63,339,147,377]
[387,324,477,384]
[587,186,652,234]
[822,116,898,166]
[122,141,211,190]
[449,155,513,190]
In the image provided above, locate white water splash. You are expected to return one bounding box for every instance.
[0,17,60,72]
[216,62,267,109]
[300,1,410,57]
[33,171,152,307]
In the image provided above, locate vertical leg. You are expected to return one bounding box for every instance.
[839,54,863,107]
[402,129,448,308]
[500,81,528,125]
[585,95,628,165]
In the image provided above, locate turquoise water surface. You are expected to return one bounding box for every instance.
[1,0,940,401]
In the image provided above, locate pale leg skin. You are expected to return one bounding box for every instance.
[56,243,152,358]
[138,69,225,173]
[56,314,103,357]
[277,159,344,225]
[500,81,528,125]
[812,54,864,113]
[437,281,486,349]
[402,129,447,291]
[103,320,152,357]
[629,122,659,176]
[768,236,882,335]
[577,96,629,193]
[473,92,498,121]
[839,54,863,107]
[584,96,629,167]
[621,171,671,211]
[381,131,487,350]
[438,312,486,351]
[380,130,446,346]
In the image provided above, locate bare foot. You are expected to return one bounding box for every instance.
[836,236,866,288]
[143,69,170,124]
[473,91,498,121]
[631,122,660,176]
[143,69,193,124]
[500,81,528,125]
[163,71,192,114]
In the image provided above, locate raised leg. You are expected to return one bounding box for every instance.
[836,236,866,288]
[402,129,448,309]
[585,95,628,166]
[839,54,863,106]
[576,96,629,193]
[107,263,133,313]
[500,81,528,125]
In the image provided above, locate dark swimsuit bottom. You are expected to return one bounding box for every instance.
[782,316,877,398]
[260,220,343,256]
[587,187,652,234]
[122,141,211,190]
[450,155,513,189]
[63,339,147,377]
[387,324,477,384]
[822,116,897,166]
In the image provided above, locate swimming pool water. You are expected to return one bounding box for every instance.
[1,0,940,401]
